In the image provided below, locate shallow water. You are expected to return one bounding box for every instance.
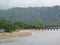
[0,29,60,45]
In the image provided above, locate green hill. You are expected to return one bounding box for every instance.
[0,6,60,25]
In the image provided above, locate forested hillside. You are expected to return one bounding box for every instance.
[0,6,60,25]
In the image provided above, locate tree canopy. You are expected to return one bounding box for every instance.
[0,20,45,32]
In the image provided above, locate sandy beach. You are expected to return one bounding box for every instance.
[0,29,36,40]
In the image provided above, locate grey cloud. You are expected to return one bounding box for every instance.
[0,0,60,9]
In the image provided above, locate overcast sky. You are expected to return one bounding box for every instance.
[0,0,60,9]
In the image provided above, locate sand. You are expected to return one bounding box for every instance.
[0,29,35,40]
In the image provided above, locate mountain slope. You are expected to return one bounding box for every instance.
[0,6,60,25]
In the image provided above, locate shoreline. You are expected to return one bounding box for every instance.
[0,29,36,41]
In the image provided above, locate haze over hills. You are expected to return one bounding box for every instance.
[0,6,60,25]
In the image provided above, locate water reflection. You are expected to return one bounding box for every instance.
[0,29,60,45]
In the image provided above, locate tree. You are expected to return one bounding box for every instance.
[35,23,44,29]
[0,20,16,32]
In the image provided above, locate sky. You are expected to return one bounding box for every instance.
[0,0,60,9]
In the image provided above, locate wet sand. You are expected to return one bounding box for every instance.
[0,29,36,40]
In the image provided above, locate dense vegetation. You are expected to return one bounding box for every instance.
[0,20,16,32]
[0,20,59,32]
[0,6,60,25]
[0,20,45,32]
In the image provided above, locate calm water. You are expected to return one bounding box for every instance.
[0,29,60,45]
